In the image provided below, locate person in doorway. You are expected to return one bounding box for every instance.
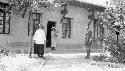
[51,27,57,50]
[33,24,46,58]
[85,27,92,59]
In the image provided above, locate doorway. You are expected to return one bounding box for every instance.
[46,21,56,48]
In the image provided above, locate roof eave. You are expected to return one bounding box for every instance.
[70,0,106,11]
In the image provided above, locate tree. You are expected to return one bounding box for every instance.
[97,0,125,62]
[8,0,56,18]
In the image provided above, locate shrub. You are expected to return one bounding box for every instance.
[15,49,22,54]
[92,54,107,62]
[23,50,28,54]
[92,54,119,63]
[0,48,30,58]
[93,31,125,63]
[0,48,10,56]
[103,32,125,63]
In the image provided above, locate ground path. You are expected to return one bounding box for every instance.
[0,53,124,71]
[40,53,104,71]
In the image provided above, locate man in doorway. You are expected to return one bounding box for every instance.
[85,27,92,59]
[33,24,46,58]
[51,27,57,50]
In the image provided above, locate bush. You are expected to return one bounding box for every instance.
[0,48,29,57]
[97,31,125,63]
[0,48,10,56]
[92,54,107,62]
[92,54,119,63]
[15,49,22,54]
[23,50,28,54]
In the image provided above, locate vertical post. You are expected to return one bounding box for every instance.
[8,13,11,34]
[28,12,31,36]
[3,13,6,33]
[116,25,120,43]
[29,31,33,58]
[28,12,33,58]
[97,25,98,38]
[117,35,118,42]
[116,31,119,42]
[93,20,96,39]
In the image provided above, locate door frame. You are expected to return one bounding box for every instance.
[46,21,56,48]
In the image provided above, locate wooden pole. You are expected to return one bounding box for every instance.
[28,31,33,58]
[28,12,33,58]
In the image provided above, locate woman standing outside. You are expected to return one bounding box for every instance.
[51,27,57,50]
[33,24,46,58]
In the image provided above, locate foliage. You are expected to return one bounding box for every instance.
[7,0,63,18]
[102,32,125,63]
[92,54,108,62]
[98,0,125,30]
[14,49,22,54]
[0,48,29,57]
[91,57,123,68]
[92,31,125,63]
[92,54,120,63]
[0,48,10,56]
[95,0,125,63]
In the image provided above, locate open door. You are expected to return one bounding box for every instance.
[46,21,56,48]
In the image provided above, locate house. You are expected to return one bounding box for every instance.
[0,0,109,52]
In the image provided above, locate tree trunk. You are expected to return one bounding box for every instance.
[28,31,33,58]
[28,12,33,58]
[22,8,27,18]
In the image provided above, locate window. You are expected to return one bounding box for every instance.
[93,20,104,41]
[0,12,10,34]
[32,13,41,35]
[62,17,71,38]
[28,13,41,36]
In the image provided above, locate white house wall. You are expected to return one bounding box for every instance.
[0,5,89,49]
[11,15,29,42]
[57,5,89,45]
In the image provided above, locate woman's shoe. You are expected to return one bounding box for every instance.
[85,56,90,59]
[40,56,43,58]
[51,47,56,50]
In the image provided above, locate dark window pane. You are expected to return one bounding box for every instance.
[93,21,104,40]
[0,21,3,25]
[31,13,41,35]
[0,25,3,33]
[5,27,9,33]
[0,12,10,34]
[62,17,71,38]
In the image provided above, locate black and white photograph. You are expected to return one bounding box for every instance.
[0,0,125,71]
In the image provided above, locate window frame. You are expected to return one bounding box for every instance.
[0,12,10,34]
[32,13,41,35]
[93,20,104,41]
[62,17,71,38]
[28,12,41,36]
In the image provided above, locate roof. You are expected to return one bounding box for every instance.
[76,0,110,7]
[0,0,111,11]
[0,0,8,3]
[57,0,111,11]
[0,0,110,7]
[58,0,111,8]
